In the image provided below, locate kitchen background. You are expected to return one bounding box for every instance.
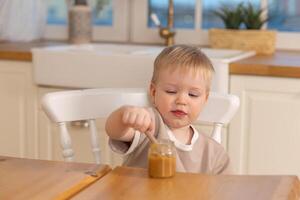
[0,0,300,177]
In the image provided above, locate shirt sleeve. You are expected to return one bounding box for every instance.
[212,148,233,174]
[109,130,141,155]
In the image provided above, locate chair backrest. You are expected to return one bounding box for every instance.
[41,88,239,163]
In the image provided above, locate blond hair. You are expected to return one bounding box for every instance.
[151,45,215,90]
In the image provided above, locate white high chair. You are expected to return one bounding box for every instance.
[41,88,239,163]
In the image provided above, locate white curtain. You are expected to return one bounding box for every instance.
[0,0,47,41]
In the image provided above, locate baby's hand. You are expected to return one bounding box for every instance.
[121,106,154,134]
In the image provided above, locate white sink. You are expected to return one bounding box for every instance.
[45,44,164,55]
[32,44,255,93]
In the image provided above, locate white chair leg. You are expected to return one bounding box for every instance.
[88,119,101,164]
[58,122,74,162]
[211,123,223,144]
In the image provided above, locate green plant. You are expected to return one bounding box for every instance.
[213,3,270,30]
[212,3,244,29]
[243,3,268,29]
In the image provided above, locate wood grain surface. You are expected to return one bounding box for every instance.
[0,156,111,200]
[0,41,65,61]
[230,50,300,78]
[73,166,300,200]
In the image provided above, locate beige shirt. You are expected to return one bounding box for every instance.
[109,108,232,175]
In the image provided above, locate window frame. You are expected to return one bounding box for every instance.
[130,0,208,45]
[44,0,300,50]
[130,0,300,50]
[44,0,129,42]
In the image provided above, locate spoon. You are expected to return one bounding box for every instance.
[145,131,158,144]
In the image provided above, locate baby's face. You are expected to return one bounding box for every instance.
[150,68,209,130]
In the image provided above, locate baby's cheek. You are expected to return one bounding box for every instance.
[189,113,199,122]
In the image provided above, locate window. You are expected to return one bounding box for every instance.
[45,0,128,41]
[131,0,204,45]
[148,0,195,29]
[201,0,300,32]
[133,0,300,49]
[146,0,300,32]
[268,0,300,32]
[47,0,67,25]
[47,0,113,26]
[45,0,300,49]
[91,0,113,26]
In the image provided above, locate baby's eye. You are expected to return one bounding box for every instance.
[165,90,176,94]
[189,93,199,98]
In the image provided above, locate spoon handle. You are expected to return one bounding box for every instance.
[145,131,158,144]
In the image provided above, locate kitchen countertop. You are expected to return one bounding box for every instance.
[1,41,300,78]
[0,41,65,61]
[230,50,300,78]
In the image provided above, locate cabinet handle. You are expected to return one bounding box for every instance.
[70,120,89,128]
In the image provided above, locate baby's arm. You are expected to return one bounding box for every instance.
[105,106,155,142]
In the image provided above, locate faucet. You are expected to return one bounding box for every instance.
[151,0,176,46]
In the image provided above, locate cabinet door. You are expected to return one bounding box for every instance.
[0,61,36,158]
[229,75,300,176]
[37,87,122,166]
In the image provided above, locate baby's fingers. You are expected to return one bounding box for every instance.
[136,114,152,133]
[122,107,152,133]
[122,110,137,125]
[148,117,155,133]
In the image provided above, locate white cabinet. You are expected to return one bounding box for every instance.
[0,61,37,158]
[0,60,121,166]
[229,75,300,176]
[37,87,123,166]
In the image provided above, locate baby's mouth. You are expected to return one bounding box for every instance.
[171,110,187,117]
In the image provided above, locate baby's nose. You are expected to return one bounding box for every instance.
[175,93,187,105]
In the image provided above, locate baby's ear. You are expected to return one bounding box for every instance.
[149,83,156,105]
[205,91,210,102]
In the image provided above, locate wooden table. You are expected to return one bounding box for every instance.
[73,166,300,200]
[0,156,111,200]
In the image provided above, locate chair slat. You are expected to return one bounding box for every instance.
[58,122,74,162]
[88,119,101,164]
